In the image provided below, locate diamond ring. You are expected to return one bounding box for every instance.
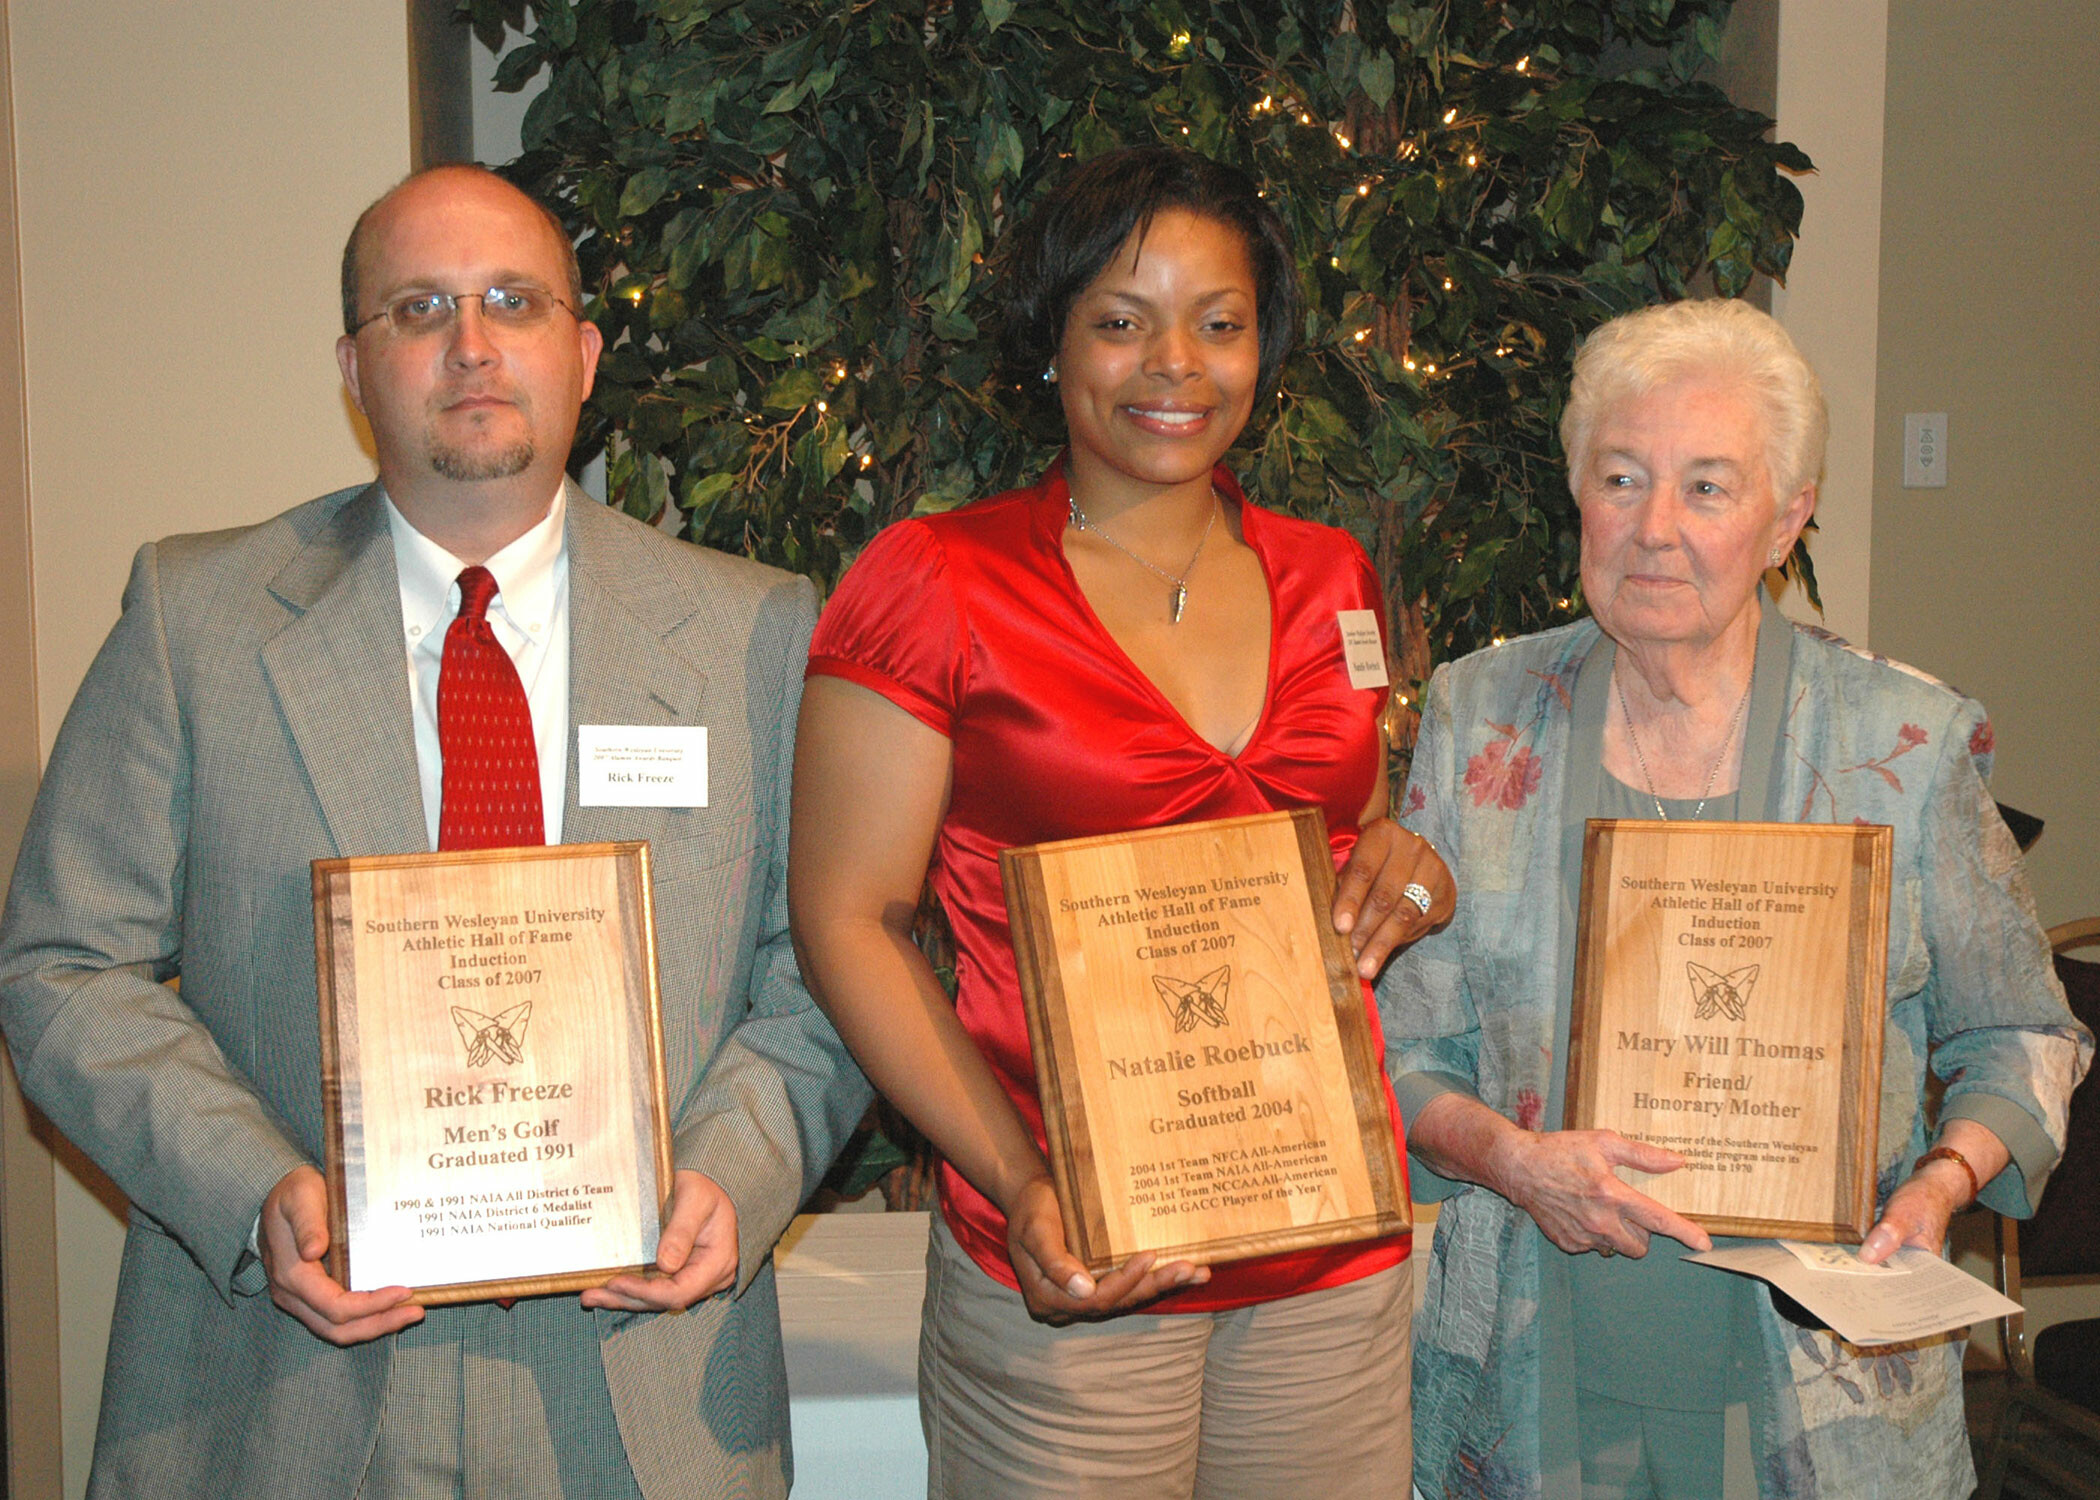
[1402,882,1433,916]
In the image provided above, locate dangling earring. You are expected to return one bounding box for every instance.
[1043,364,1057,383]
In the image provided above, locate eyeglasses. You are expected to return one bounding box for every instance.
[351,285,583,338]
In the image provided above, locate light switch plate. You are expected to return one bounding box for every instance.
[1903,413,1948,488]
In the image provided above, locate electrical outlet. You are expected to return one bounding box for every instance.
[1903,413,1948,488]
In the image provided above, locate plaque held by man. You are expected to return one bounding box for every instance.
[312,841,673,1303]
[1566,820,1891,1242]
[1002,809,1410,1275]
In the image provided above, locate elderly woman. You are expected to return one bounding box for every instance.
[1384,297,2089,1499]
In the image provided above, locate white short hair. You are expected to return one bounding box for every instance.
[1559,298,1829,509]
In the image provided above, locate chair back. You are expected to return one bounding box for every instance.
[2020,923,2100,1279]
[1975,918,2100,1500]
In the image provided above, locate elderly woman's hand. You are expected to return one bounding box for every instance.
[1333,816,1455,978]
[1857,1121,2010,1265]
[1857,1169,1965,1267]
[1410,1092,1713,1258]
[1489,1127,1716,1258]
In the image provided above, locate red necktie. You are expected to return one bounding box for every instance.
[437,565,544,850]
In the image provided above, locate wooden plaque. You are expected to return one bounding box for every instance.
[1567,820,1891,1242]
[1001,809,1410,1275]
[312,842,673,1304]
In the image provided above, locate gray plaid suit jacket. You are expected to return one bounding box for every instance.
[0,482,870,1497]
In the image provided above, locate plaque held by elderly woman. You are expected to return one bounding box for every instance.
[1566,820,1891,1242]
[1002,809,1410,1275]
[312,842,673,1304]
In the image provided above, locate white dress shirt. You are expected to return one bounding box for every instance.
[384,487,572,848]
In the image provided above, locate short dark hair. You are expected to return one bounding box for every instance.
[994,146,1301,415]
[339,165,583,335]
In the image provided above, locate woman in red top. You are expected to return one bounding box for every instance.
[790,147,1452,1498]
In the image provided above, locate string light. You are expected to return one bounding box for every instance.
[1516,56,1531,73]
[1424,362,1437,374]
[1335,133,1352,150]
[1442,277,1454,290]
[1403,357,1417,370]
[1353,329,1369,341]
[1330,255,1341,267]
[1493,635,1506,646]
[835,364,848,380]
[1182,126,1191,135]
[860,454,874,469]
[816,400,828,413]
[1442,107,1458,125]
[1357,182,1371,195]
[1466,152,1479,167]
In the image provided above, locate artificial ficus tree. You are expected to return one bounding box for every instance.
[469,0,1811,715]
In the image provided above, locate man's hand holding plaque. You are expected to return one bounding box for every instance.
[260,1163,425,1346]
[580,1168,738,1312]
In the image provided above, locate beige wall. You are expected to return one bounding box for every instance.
[1869,1,2100,931]
[12,2,403,738]
[4,1,408,1490]
[1768,0,1888,647]
[0,2,60,1493]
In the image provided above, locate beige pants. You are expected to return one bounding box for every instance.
[919,1216,1412,1500]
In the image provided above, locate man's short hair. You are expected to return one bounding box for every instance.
[339,164,585,335]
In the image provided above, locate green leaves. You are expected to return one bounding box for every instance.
[618,165,671,217]
[761,368,824,412]
[1360,50,1396,110]
[978,121,1026,184]
[491,0,1808,700]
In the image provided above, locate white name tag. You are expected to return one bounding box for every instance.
[578,725,708,807]
[1336,610,1390,690]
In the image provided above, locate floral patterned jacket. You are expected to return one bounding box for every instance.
[1382,599,2090,1500]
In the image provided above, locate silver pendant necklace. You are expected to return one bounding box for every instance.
[1068,490,1220,625]
[1614,666,1752,821]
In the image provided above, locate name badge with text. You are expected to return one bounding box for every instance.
[579,726,708,807]
[1337,609,1390,690]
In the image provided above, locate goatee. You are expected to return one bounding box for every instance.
[429,439,535,482]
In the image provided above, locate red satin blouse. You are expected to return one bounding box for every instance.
[807,462,1410,1311]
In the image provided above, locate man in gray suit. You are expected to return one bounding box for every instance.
[0,165,868,1496]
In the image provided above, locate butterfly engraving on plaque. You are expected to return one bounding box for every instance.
[451,1001,533,1068]
[1152,965,1231,1033]
[1686,962,1759,1023]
